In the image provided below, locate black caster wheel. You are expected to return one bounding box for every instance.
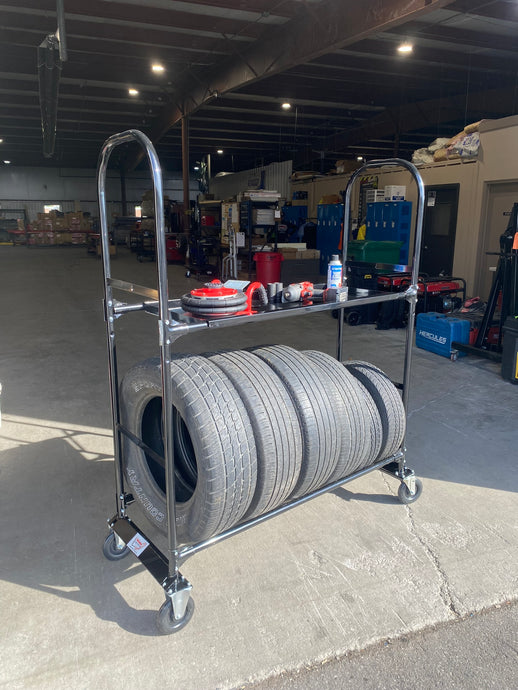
[185,270,191,277]
[331,309,338,319]
[347,311,361,326]
[398,478,423,504]
[156,597,195,635]
[102,532,130,561]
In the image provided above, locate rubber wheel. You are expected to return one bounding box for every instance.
[156,597,195,635]
[251,345,341,498]
[208,350,302,517]
[102,532,130,561]
[120,356,257,544]
[303,351,381,476]
[398,478,423,504]
[345,361,406,461]
[346,311,361,326]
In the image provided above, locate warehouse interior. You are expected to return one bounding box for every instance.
[1,1,518,688]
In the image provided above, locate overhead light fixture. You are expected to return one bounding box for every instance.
[128,88,139,96]
[0,139,3,143]
[4,160,11,164]
[281,102,292,110]
[152,63,165,74]
[193,166,200,171]
[397,42,413,54]
[217,149,224,154]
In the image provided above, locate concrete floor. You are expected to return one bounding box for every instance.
[0,246,517,689]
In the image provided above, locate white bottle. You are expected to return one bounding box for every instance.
[327,254,343,288]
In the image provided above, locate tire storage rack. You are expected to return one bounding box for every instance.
[98,130,426,635]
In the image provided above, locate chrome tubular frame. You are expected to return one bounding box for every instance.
[97,133,425,631]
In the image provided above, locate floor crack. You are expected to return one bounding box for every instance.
[404,503,461,619]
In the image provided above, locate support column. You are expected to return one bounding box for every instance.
[182,116,190,235]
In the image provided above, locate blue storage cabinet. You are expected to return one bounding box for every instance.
[366,201,411,264]
[416,312,470,358]
[283,205,307,226]
[317,203,343,275]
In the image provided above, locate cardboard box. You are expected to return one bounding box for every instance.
[279,247,320,260]
[384,185,406,201]
[97,243,116,256]
[365,189,385,203]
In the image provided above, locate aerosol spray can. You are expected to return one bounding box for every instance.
[327,254,343,288]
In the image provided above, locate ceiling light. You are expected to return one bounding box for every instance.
[4,160,11,164]
[357,155,365,162]
[0,139,3,143]
[397,42,413,54]
[194,166,200,171]
[128,88,139,96]
[152,63,165,74]
[217,149,224,154]
[281,102,292,110]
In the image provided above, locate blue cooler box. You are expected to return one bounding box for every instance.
[416,312,470,358]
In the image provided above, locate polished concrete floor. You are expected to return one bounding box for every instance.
[0,246,517,689]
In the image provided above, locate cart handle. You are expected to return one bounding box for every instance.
[97,129,169,322]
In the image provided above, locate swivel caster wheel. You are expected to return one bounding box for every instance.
[398,478,423,504]
[347,310,361,326]
[102,532,130,561]
[156,597,195,635]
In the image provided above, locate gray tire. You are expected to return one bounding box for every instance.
[119,356,257,544]
[302,351,356,483]
[208,350,302,518]
[252,345,341,497]
[303,351,382,475]
[344,360,406,460]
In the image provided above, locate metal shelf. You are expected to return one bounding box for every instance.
[97,130,425,634]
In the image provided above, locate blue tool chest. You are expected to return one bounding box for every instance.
[317,203,344,275]
[416,312,470,358]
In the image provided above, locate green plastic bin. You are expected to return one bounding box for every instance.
[347,240,403,263]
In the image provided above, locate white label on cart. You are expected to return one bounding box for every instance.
[127,533,150,557]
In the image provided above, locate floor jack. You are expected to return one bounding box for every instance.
[453,204,518,361]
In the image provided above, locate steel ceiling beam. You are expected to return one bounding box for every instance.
[125,0,456,169]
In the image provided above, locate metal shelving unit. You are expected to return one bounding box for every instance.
[98,130,425,634]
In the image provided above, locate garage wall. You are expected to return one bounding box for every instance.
[0,166,199,222]
[209,160,292,200]
[290,116,518,297]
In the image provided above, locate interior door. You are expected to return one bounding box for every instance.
[477,182,518,300]
[420,184,459,276]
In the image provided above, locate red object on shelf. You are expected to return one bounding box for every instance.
[253,251,284,287]
[201,215,216,226]
[189,280,238,299]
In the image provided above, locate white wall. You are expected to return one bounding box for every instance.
[0,166,199,222]
[209,160,292,200]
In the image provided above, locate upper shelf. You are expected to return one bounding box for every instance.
[138,287,408,335]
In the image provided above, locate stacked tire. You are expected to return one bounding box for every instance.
[120,346,405,545]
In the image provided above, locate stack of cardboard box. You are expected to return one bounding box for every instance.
[27,211,93,246]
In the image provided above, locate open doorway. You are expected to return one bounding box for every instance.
[420,184,459,276]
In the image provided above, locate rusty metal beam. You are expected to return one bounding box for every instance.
[126,0,455,169]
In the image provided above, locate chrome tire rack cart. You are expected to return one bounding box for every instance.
[98,130,425,635]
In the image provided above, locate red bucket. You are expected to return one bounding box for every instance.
[253,251,284,287]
